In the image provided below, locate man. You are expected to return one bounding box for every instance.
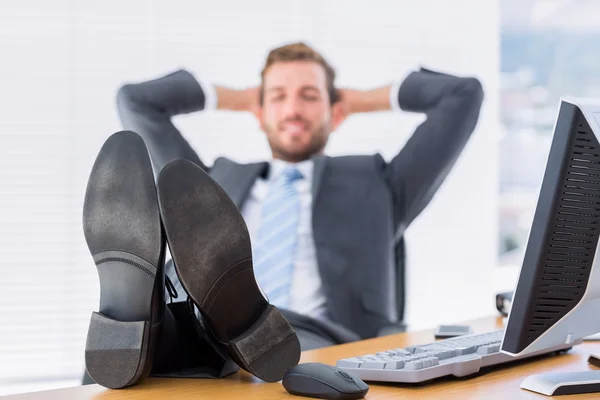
[103,42,482,383]
[117,40,484,343]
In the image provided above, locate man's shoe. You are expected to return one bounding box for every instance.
[82,131,165,389]
[156,159,301,382]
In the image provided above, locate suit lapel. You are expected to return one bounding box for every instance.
[211,161,268,209]
[311,155,328,201]
[310,155,330,308]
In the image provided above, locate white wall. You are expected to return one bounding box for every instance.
[0,0,499,393]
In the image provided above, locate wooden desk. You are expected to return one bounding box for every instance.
[7,316,600,399]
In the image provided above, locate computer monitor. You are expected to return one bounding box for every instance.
[500,98,600,395]
[501,98,600,357]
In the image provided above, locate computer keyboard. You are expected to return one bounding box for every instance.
[336,330,578,384]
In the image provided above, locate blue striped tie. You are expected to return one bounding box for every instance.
[253,166,303,308]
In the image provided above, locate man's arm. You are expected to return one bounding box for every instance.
[337,86,392,114]
[384,68,484,235]
[117,69,258,173]
[215,86,260,118]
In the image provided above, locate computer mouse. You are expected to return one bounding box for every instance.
[282,362,369,400]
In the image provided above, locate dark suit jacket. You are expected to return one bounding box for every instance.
[116,68,484,338]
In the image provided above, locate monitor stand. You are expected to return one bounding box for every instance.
[521,371,600,396]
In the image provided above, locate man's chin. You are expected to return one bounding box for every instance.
[274,146,318,162]
[278,138,313,154]
[279,131,311,145]
[266,131,328,161]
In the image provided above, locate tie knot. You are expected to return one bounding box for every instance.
[281,167,303,183]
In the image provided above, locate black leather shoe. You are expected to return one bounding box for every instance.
[157,159,301,382]
[82,131,165,389]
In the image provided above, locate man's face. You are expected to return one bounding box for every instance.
[259,61,342,162]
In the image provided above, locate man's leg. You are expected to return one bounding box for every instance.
[150,261,238,378]
[151,299,238,378]
[293,327,337,351]
[281,310,361,351]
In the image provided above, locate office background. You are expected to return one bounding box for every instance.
[0,0,592,395]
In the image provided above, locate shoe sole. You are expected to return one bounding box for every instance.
[82,131,164,389]
[157,159,300,382]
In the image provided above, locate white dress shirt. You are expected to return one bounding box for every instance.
[241,159,328,318]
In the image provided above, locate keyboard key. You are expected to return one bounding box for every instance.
[424,350,448,359]
[336,359,362,368]
[404,360,424,370]
[439,350,455,360]
[415,346,441,354]
[405,345,419,354]
[360,361,386,369]
[384,360,405,370]
[402,355,425,363]
[454,346,478,355]
[392,349,412,356]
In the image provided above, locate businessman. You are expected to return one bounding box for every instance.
[117,42,483,352]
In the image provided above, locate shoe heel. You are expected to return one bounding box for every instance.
[85,311,151,389]
[230,305,300,382]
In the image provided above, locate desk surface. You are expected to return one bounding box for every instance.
[7,316,600,399]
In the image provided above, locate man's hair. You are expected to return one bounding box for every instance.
[260,42,340,105]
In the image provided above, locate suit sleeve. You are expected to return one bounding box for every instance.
[385,68,484,236]
[116,69,209,173]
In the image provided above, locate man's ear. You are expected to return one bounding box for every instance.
[331,101,347,132]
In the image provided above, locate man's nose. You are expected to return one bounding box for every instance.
[282,96,303,116]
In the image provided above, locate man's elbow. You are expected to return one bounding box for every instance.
[456,77,484,108]
[116,84,137,108]
[116,84,149,120]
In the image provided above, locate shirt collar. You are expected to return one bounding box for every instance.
[268,158,313,183]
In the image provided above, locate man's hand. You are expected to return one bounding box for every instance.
[337,88,363,117]
[240,87,261,120]
[216,86,260,119]
[336,86,393,125]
